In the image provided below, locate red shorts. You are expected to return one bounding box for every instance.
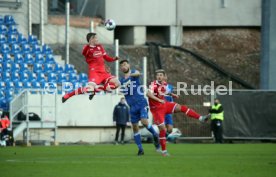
[88,70,115,85]
[150,102,177,125]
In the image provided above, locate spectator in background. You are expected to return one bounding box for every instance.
[209,98,224,143]
[0,108,11,147]
[113,97,130,145]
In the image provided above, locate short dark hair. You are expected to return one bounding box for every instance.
[155,69,166,75]
[86,32,97,42]
[119,59,129,65]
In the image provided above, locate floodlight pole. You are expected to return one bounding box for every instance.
[65,0,70,65]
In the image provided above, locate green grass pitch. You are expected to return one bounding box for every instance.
[0,143,275,177]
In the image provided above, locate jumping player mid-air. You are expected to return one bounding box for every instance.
[62,32,120,103]
[119,59,160,156]
[147,69,210,156]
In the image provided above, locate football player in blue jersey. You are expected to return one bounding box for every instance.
[119,59,160,156]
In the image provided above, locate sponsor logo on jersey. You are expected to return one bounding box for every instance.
[93,51,102,57]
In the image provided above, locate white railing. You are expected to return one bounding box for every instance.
[9,89,57,144]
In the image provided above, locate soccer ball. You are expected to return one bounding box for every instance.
[104,19,116,31]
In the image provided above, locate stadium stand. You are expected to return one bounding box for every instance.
[0,15,88,110]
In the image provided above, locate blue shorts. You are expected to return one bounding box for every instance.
[130,105,148,124]
[165,114,173,125]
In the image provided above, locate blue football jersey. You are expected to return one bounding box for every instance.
[164,84,174,102]
[120,69,148,107]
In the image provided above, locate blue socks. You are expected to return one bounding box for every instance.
[134,133,143,151]
[147,124,158,137]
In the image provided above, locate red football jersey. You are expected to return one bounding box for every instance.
[0,116,10,129]
[82,44,116,72]
[148,80,168,108]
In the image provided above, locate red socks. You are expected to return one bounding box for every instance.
[181,105,201,119]
[159,129,166,151]
[64,87,89,99]
[63,83,118,99]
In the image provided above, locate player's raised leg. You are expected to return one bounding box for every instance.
[62,82,96,103]
[171,103,210,122]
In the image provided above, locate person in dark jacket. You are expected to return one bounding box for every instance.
[113,97,130,144]
[209,98,224,143]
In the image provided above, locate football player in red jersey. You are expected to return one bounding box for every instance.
[147,69,210,156]
[62,32,120,103]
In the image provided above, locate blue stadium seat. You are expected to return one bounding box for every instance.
[33,63,43,73]
[18,34,28,44]
[44,63,54,73]
[8,25,18,34]
[32,44,41,55]
[12,63,20,72]
[37,72,46,82]
[3,72,11,82]
[0,15,4,25]
[28,72,37,82]
[0,90,5,103]
[28,35,38,45]
[0,34,7,44]
[47,73,57,82]
[42,44,53,55]
[3,53,12,61]
[20,63,29,72]
[8,34,17,44]
[0,55,3,63]
[20,71,29,82]
[22,44,31,54]
[65,64,75,73]
[57,73,68,83]
[11,72,20,82]
[35,53,44,64]
[0,81,5,90]
[0,24,8,34]
[4,15,16,25]
[5,88,14,103]
[14,81,23,94]
[3,62,12,72]
[1,43,11,54]
[6,82,14,89]
[24,53,34,65]
[79,73,88,83]
[14,53,24,64]
[11,43,21,54]
[68,73,78,83]
[45,54,56,64]
[55,64,64,73]
[31,81,41,93]
[23,81,32,89]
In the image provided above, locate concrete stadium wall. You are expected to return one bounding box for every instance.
[106,0,176,26]
[14,93,152,143]
[14,128,133,144]
[27,93,122,126]
[44,24,114,44]
[105,0,261,26]
[14,93,122,143]
[178,0,261,26]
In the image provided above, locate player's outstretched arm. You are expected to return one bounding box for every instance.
[170,93,179,99]
[103,54,119,62]
[146,90,165,104]
[129,70,141,77]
